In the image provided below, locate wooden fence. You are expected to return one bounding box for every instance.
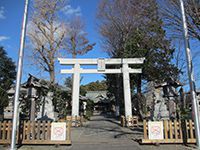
[185,120,196,143]
[0,120,12,144]
[142,120,196,144]
[59,116,84,127]
[0,120,71,145]
[120,116,139,127]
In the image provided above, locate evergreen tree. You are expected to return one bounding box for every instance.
[81,80,107,92]
[98,0,180,116]
[0,47,16,115]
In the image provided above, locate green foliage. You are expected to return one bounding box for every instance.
[180,108,191,120]
[80,86,87,96]
[51,85,71,117]
[64,77,107,96]
[81,80,107,95]
[19,93,30,117]
[0,89,9,109]
[64,77,72,88]
[85,99,94,120]
[124,29,179,84]
[0,47,16,110]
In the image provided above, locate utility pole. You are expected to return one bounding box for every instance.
[10,0,29,149]
[179,0,200,148]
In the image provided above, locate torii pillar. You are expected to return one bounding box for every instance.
[72,63,81,117]
[122,63,132,118]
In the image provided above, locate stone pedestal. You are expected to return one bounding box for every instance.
[153,101,169,120]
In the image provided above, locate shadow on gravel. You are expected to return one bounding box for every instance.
[129,126,143,133]
[83,112,144,141]
[84,125,137,139]
[89,118,121,126]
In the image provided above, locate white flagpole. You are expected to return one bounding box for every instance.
[179,0,200,148]
[10,0,29,149]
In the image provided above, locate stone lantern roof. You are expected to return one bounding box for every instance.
[22,74,49,89]
[155,78,182,88]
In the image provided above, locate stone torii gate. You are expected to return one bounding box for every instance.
[58,58,145,120]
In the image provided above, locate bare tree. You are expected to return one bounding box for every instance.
[97,0,179,117]
[159,0,200,83]
[27,0,67,84]
[158,0,200,41]
[64,17,95,58]
[97,0,165,56]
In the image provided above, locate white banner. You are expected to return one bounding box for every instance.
[51,122,66,141]
[148,121,164,140]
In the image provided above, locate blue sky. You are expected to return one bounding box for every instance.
[0,0,108,85]
[0,0,200,89]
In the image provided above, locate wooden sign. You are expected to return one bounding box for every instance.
[51,122,66,141]
[148,121,163,140]
[97,58,105,71]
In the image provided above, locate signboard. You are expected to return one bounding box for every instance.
[148,121,163,140]
[51,122,66,141]
[97,58,105,71]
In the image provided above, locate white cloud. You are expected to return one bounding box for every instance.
[0,7,5,19]
[0,36,10,42]
[62,5,81,16]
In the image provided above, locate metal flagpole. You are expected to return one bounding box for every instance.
[10,0,29,149]
[179,0,200,148]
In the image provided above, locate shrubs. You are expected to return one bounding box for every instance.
[84,99,94,120]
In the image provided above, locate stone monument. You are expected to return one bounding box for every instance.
[153,88,169,120]
[37,92,56,120]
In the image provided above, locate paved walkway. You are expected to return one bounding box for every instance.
[1,113,195,150]
[70,112,142,149]
[69,113,192,150]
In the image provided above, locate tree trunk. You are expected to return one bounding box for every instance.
[115,74,124,116]
[49,67,55,84]
[115,74,121,116]
[179,87,185,119]
[136,74,142,94]
[0,106,4,121]
[136,74,146,119]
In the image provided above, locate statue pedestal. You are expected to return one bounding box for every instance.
[153,101,169,120]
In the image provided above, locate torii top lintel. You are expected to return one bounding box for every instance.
[58,58,145,74]
[58,58,145,65]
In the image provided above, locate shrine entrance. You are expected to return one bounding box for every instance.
[58,58,145,124]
